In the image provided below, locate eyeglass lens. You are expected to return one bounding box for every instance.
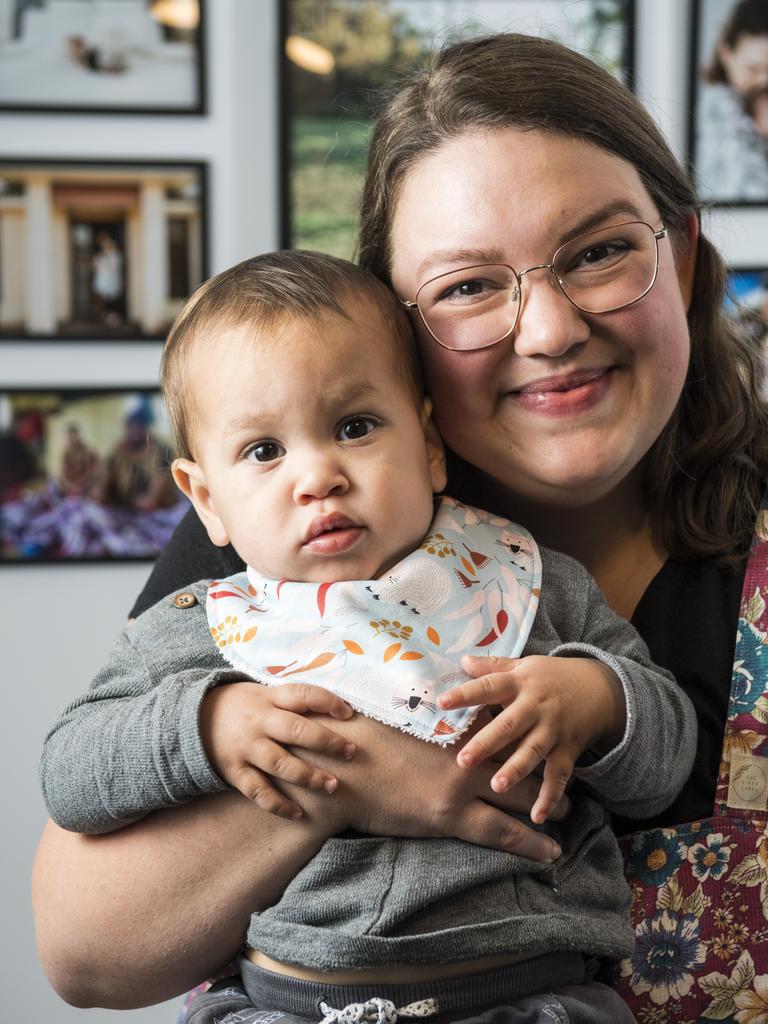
[415,221,661,351]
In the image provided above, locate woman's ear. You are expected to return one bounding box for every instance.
[675,210,699,312]
[171,458,230,548]
[421,397,448,494]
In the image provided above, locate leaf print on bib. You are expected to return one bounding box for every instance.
[206,497,541,744]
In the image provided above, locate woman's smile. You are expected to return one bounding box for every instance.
[507,366,617,417]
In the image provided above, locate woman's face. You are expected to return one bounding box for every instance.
[389,128,696,510]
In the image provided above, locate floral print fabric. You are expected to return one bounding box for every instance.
[616,501,768,1022]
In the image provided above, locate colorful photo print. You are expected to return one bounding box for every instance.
[0,388,188,562]
[726,267,768,349]
[0,159,207,341]
[281,0,635,259]
[0,0,205,114]
[690,0,768,204]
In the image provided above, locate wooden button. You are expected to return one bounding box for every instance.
[173,591,197,609]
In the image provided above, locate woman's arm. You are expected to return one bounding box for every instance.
[32,791,330,1009]
[33,711,562,1010]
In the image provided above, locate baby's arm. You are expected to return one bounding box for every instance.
[40,587,353,833]
[439,548,697,823]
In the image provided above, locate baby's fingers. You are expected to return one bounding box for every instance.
[456,703,537,768]
[489,726,555,793]
[271,682,354,721]
[247,737,340,800]
[231,763,305,820]
[264,706,355,761]
[530,749,577,824]
[439,662,521,712]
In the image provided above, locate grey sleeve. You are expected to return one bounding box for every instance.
[534,549,698,820]
[39,590,242,834]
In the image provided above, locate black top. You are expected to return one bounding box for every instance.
[131,507,743,835]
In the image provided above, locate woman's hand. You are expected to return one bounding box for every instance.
[297,709,565,862]
[438,654,625,825]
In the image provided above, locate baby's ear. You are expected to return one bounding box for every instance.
[171,458,230,548]
[421,397,448,494]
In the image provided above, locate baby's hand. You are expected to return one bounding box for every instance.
[438,655,625,824]
[199,681,356,820]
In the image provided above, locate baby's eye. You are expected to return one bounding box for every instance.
[337,416,378,441]
[245,440,285,463]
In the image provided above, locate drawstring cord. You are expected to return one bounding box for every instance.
[318,996,438,1024]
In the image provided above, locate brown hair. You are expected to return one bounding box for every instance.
[161,249,422,459]
[706,0,768,85]
[357,32,768,568]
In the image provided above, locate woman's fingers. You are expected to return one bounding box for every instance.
[453,800,561,862]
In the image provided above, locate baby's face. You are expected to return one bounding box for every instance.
[174,301,446,582]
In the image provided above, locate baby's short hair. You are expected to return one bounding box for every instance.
[161,249,423,459]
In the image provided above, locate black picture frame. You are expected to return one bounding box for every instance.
[726,266,768,347]
[688,0,768,206]
[0,385,189,564]
[0,157,208,342]
[279,0,636,259]
[0,0,206,115]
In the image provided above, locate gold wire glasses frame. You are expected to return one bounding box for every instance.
[401,221,668,352]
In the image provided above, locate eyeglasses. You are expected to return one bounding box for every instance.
[401,221,667,352]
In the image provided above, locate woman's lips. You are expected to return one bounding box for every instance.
[510,367,614,415]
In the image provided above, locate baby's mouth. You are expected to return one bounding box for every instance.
[303,514,364,554]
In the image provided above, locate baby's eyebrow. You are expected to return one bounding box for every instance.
[221,413,270,438]
[219,383,382,439]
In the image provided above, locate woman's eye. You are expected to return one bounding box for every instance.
[574,240,630,268]
[338,416,377,441]
[245,441,284,463]
[439,278,498,303]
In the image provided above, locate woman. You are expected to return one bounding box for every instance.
[32,32,768,1011]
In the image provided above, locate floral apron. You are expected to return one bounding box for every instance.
[617,497,768,1022]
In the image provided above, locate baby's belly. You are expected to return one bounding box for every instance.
[246,947,541,984]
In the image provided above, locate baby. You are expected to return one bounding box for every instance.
[41,250,696,1024]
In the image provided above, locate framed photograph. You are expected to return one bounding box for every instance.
[0,158,207,341]
[726,266,768,349]
[0,0,205,114]
[281,0,635,259]
[0,387,189,563]
[689,0,768,205]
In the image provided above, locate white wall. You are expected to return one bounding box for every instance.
[1,1,766,1021]
[0,2,277,1022]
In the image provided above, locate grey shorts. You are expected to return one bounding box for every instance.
[185,954,636,1024]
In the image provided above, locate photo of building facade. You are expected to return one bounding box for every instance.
[0,160,205,338]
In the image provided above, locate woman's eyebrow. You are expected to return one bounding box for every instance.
[560,199,648,240]
[414,199,649,282]
[415,247,506,280]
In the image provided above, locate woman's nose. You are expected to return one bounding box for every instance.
[512,268,590,359]
[293,452,350,504]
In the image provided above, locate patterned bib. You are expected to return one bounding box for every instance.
[206,496,542,745]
